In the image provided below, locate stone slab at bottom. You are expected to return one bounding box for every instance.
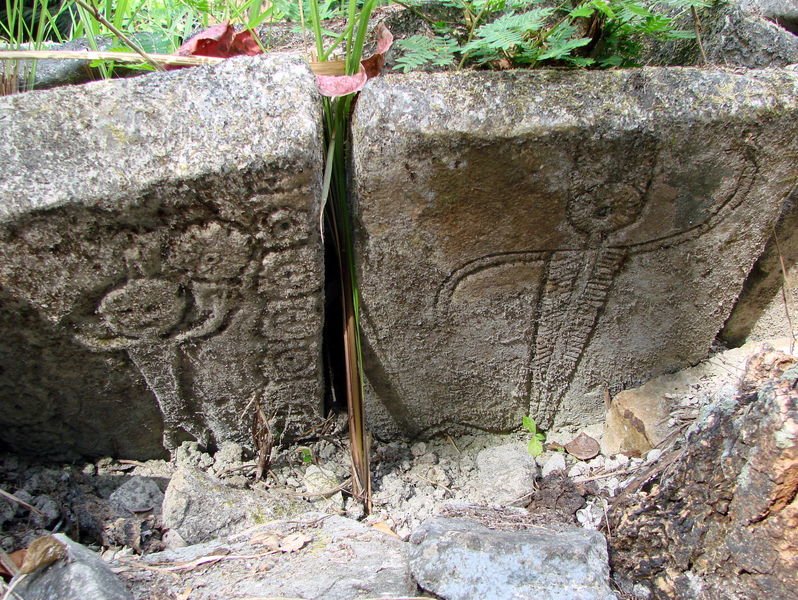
[408,516,617,600]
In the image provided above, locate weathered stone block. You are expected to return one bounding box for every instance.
[0,55,324,459]
[352,68,798,438]
[608,349,798,599]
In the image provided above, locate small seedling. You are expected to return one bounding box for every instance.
[296,446,314,465]
[522,415,546,457]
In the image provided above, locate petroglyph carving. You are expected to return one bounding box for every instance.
[167,222,252,281]
[435,160,755,429]
[567,183,646,237]
[259,247,321,298]
[98,279,186,339]
[257,205,312,249]
[67,211,322,451]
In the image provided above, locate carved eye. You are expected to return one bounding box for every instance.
[258,207,309,248]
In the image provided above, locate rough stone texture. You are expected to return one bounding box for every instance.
[723,193,798,346]
[0,54,324,459]
[474,442,538,505]
[409,516,617,600]
[109,476,165,515]
[13,533,132,600]
[601,339,793,457]
[161,464,311,544]
[352,67,798,438]
[608,349,798,599]
[121,513,417,600]
[644,0,798,67]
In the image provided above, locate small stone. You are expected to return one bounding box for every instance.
[418,452,438,464]
[32,495,60,528]
[564,433,601,461]
[474,443,539,505]
[174,442,214,470]
[541,453,567,477]
[109,477,165,516]
[410,442,428,457]
[409,516,617,600]
[14,534,132,600]
[644,449,663,464]
[568,463,589,478]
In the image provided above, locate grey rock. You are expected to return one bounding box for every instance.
[109,476,164,515]
[162,465,311,544]
[640,0,798,68]
[0,54,324,459]
[474,443,538,505]
[409,516,617,600]
[122,513,416,600]
[541,452,567,477]
[13,533,132,600]
[351,68,798,438]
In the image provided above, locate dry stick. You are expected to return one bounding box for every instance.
[72,0,165,71]
[0,50,222,67]
[0,488,45,517]
[773,227,797,354]
[692,6,708,65]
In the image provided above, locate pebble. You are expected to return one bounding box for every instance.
[645,449,663,464]
[410,442,428,457]
[541,452,567,477]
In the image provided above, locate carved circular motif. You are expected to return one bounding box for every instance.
[567,183,645,236]
[257,206,309,249]
[98,279,186,338]
[167,221,251,281]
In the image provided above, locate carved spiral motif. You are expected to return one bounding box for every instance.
[98,278,186,338]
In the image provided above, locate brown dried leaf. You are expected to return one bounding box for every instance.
[279,532,312,553]
[564,433,601,461]
[20,536,66,574]
[371,521,400,539]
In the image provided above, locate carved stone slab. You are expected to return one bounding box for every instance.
[351,67,798,438]
[0,55,324,459]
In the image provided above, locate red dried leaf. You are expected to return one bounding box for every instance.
[176,22,235,58]
[230,29,262,56]
[174,23,262,61]
[316,67,368,98]
[362,22,394,79]
[317,23,394,98]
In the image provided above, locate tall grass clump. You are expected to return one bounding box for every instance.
[308,0,379,511]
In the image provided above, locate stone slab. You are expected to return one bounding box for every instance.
[409,516,617,600]
[121,513,417,600]
[0,54,324,459]
[352,67,798,438]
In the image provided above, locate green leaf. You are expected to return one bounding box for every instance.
[522,415,536,433]
[527,437,544,457]
[394,35,459,72]
[591,0,616,18]
[538,36,591,60]
[569,4,595,18]
[462,8,553,53]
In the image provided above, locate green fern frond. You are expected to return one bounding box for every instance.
[394,34,459,72]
